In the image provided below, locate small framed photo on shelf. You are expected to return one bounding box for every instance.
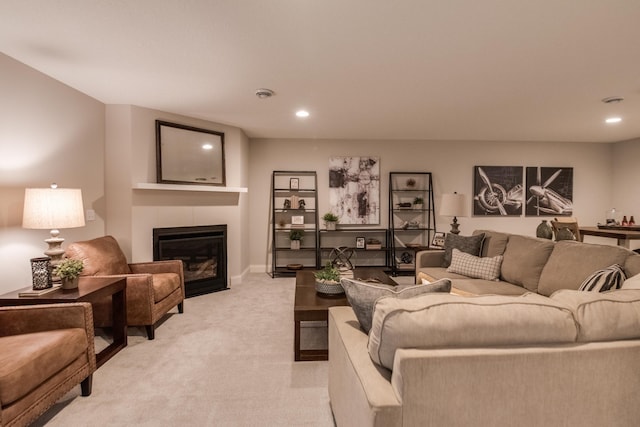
[291,215,304,225]
[431,232,445,248]
[289,178,299,190]
[355,237,366,249]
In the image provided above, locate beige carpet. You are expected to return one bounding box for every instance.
[33,274,337,426]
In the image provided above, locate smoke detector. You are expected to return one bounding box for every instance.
[255,88,275,99]
[602,96,624,104]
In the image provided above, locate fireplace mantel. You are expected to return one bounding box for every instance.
[133,183,248,193]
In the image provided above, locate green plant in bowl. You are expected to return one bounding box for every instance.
[53,258,84,279]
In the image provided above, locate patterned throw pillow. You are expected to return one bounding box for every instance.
[446,248,503,281]
[441,233,485,267]
[340,278,452,333]
[579,264,626,292]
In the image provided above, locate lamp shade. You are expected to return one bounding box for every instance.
[440,193,467,217]
[23,188,85,230]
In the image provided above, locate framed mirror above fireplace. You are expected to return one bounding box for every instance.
[156,120,226,186]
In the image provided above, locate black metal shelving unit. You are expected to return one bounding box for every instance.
[270,171,319,277]
[388,172,436,275]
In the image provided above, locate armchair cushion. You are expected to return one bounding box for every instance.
[0,329,88,406]
[66,235,131,275]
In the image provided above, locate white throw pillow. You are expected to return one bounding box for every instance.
[446,248,503,281]
[622,272,640,289]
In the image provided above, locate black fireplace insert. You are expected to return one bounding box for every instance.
[153,225,228,297]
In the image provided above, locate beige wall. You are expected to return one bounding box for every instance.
[1,52,638,294]
[0,53,105,294]
[105,105,251,285]
[248,138,619,272]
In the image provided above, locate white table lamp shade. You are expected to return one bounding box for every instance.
[23,188,85,230]
[440,193,466,218]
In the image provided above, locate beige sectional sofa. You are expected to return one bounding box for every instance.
[328,230,640,427]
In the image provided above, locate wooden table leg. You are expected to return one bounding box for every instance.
[294,319,301,361]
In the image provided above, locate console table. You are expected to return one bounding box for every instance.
[579,226,640,249]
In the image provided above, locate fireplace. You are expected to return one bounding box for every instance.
[153,225,228,298]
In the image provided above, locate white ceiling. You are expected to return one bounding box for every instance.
[1,1,639,142]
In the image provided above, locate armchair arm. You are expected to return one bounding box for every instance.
[129,260,183,278]
[0,303,94,338]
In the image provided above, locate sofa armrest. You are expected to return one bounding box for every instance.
[415,250,445,269]
[0,302,94,338]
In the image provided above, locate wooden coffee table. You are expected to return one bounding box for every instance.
[0,276,127,368]
[294,268,396,361]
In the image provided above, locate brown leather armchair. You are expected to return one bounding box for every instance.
[65,235,184,340]
[0,303,96,427]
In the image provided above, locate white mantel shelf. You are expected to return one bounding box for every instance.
[133,183,248,193]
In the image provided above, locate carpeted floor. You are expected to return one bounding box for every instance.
[33,274,338,426]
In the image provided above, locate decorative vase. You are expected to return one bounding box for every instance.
[536,220,553,240]
[61,276,79,290]
[290,240,301,250]
[326,221,337,230]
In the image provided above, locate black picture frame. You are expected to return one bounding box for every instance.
[156,120,225,186]
[431,232,445,248]
[356,237,366,249]
[473,166,523,216]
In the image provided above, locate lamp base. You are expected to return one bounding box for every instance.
[44,236,65,282]
[449,217,461,235]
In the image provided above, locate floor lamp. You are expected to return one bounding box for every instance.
[440,192,466,234]
[22,184,85,279]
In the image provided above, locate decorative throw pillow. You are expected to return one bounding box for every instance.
[340,277,452,333]
[441,233,485,267]
[578,264,626,292]
[447,248,503,281]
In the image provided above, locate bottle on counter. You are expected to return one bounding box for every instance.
[629,216,636,226]
[622,216,629,226]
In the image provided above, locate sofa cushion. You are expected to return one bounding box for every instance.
[441,233,485,267]
[66,235,132,275]
[578,264,626,292]
[500,235,554,292]
[551,289,640,342]
[368,293,577,370]
[340,278,451,333]
[622,273,640,289]
[447,248,503,281]
[0,329,88,405]
[473,229,510,258]
[538,241,632,296]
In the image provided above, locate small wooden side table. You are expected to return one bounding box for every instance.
[0,277,127,368]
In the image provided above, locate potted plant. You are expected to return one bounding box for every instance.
[314,262,344,295]
[322,212,339,230]
[413,197,424,210]
[53,258,84,289]
[289,229,304,250]
[405,178,416,189]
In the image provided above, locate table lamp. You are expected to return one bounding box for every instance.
[22,184,85,276]
[440,192,466,234]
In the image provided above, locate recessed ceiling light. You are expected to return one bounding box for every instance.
[202,144,213,150]
[296,110,310,118]
[605,117,622,124]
